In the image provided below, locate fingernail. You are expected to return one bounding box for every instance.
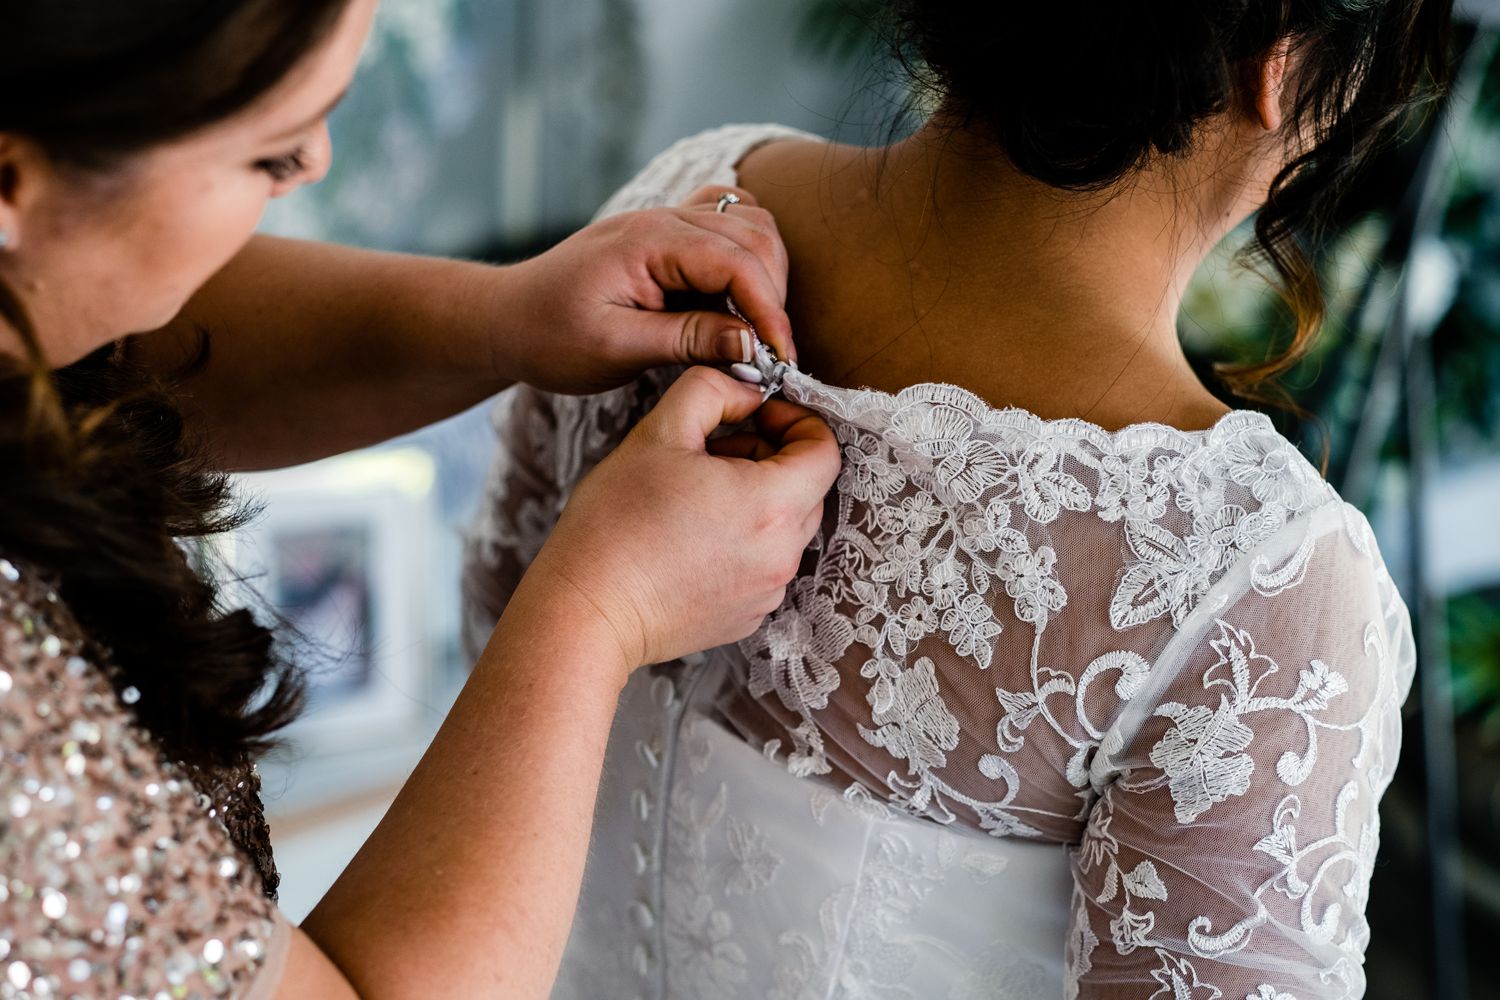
[729,362,763,385]
[719,328,753,364]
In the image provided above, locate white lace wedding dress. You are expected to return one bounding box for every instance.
[462,125,1414,1000]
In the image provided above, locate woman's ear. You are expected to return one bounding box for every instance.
[0,134,51,254]
[1255,38,1293,133]
[0,143,18,253]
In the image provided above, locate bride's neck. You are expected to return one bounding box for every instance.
[737,113,1264,429]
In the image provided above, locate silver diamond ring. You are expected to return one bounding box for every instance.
[715,192,741,213]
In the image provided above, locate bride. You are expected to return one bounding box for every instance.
[465,2,1451,997]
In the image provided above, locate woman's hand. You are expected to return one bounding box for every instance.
[515,367,838,678]
[299,368,835,999]
[130,185,787,470]
[495,185,795,396]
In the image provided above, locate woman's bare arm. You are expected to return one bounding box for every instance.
[263,370,839,998]
[128,189,790,471]
[129,235,509,470]
[286,574,631,999]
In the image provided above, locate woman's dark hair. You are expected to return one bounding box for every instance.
[0,0,351,769]
[890,0,1456,410]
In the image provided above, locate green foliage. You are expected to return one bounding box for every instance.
[1434,49,1500,458]
[1450,589,1500,740]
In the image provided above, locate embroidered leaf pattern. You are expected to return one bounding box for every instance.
[460,124,1416,1000]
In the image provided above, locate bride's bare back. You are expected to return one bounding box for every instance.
[732,112,1281,432]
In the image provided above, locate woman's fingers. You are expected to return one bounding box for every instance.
[683,208,789,302]
[753,398,819,440]
[503,190,799,395]
[637,375,838,511]
[670,309,755,367]
[636,224,795,366]
[675,185,796,364]
[755,399,842,499]
[680,184,786,303]
[801,502,825,543]
[706,432,778,462]
[638,366,765,449]
[545,373,837,668]
[679,183,760,210]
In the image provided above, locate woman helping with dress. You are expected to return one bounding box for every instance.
[0,1,841,997]
[463,2,1454,997]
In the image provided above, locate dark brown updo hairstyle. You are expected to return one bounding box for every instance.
[890,0,1455,408]
[0,0,352,769]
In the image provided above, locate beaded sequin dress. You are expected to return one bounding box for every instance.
[0,557,289,998]
[462,125,1416,1000]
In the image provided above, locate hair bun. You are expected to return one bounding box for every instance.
[894,3,1260,188]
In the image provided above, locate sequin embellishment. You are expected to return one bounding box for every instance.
[0,557,280,997]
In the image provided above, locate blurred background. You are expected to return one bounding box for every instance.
[232,2,1500,996]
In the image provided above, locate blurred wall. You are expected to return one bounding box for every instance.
[496,0,898,241]
[262,0,898,252]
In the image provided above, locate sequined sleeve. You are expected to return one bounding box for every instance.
[0,564,291,999]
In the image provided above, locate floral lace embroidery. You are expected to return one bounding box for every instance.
[663,783,755,997]
[768,830,1015,1000]
[653,716,788,999]
[741,375,1335,819]
[462,122,1416,1000]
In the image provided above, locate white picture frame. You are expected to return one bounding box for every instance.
[220,449,439,759]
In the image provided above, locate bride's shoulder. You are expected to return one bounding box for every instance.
[594,123,822,219]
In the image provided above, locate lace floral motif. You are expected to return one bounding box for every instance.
[746,577,852,717]
[462,122,1417,1000]
[742,374,1337,820]
[662,781,784,998]
[768,831,1014,1000]
[1076,799,1169,956]
[1067,603,1396,995]
[1150,949,1224,1000]
[1146,619,1370,825]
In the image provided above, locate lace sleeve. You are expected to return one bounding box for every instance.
[460,124,812,659]
[1064,504,1414,999]
[460,375,678,662]
[461,386,569,661]
[0,569,289,999]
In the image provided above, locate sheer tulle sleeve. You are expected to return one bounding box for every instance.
[461,385,571,661]
[1063,503,1414,999]
[461,375,677,662]
[0,568,289,999]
